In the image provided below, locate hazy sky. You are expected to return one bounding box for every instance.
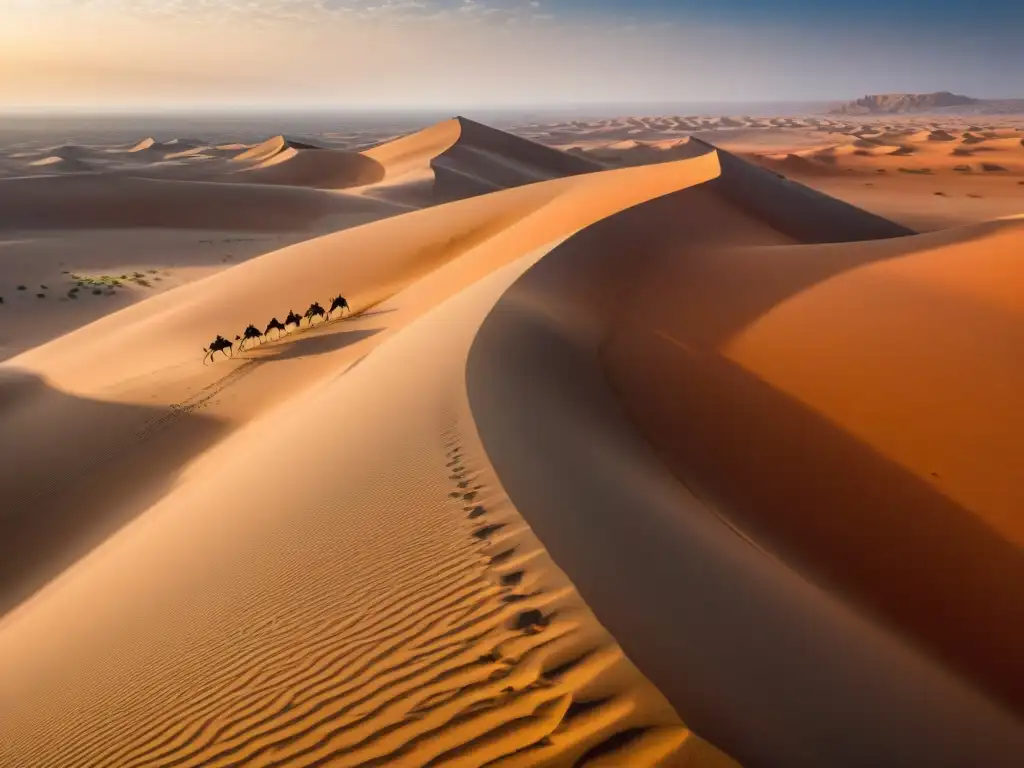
[2,0,1022,110]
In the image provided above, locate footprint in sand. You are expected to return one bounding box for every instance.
[512,609,550,633]
[489,548,517,565]
[473,523,505,540]
[500,571,524,587]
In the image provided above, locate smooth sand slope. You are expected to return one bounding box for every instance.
[468,192,1024,765]
[1,117,1022,767]
[0,139,735,767]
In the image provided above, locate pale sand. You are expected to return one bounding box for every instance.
[1,116,1022,767]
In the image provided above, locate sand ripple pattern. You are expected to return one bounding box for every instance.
[4,420,711,768]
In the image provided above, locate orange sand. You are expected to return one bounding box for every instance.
[1,115,1022,767]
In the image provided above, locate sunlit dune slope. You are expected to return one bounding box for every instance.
[361,117,601,203]
[236,145,385,188]
[233,135,324,163]
[9,148,721,395]
[0,147,736,768]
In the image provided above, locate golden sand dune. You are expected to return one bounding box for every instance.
[1,117,1022,767]
[757,126,1024,176]
[0,138,732,768]
[362,117,600,203]
[468,200,1024,766]
[234,135,325,164]
[236,145,385,189]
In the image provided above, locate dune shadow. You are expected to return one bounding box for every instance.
[468,276,1024,762]
[0,368,230,617]
[467,180,1024,720]
[352,308,397,319]
[605,334,1024,716]
[252,327,383,363]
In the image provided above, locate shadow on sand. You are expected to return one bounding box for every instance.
[243,326,383,364]
[583,185,1024,713]
[466,180,1024,767]
[0,368,230,618]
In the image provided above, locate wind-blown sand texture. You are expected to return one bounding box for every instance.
[1,114,1022,767]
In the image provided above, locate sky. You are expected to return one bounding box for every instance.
[2,0,1022,111]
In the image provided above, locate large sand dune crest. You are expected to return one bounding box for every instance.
[360,117,602,203]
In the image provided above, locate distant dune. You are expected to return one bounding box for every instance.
[237,145,385,189]
[27,155,93,173]
[233,135,324,163]
[362,116,601,202]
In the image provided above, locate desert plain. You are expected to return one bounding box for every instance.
[1,110,1023,767]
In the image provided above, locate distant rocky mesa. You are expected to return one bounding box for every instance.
[830,91,978,114]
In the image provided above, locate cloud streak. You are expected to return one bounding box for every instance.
[3,0,1021,110]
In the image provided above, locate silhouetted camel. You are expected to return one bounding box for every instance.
[304,302,326,327]
[203,335,233,364]
[329,295,350,319]
[285,310,302,330]
[237,324,263,351]
[265,317,287,339]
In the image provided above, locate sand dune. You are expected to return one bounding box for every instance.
[361,117,600,203]
[128,137,160,152]
[27,155,93,172]
[236,145,385,189]
[233,135,324,163]
[1,141,733,768]
[601,216,1024,715]
[0,174,402,231]
[1,115,1022,767]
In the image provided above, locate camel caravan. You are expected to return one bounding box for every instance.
[203,294,350,364]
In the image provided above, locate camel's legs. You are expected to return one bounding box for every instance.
[203,350,212,365]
